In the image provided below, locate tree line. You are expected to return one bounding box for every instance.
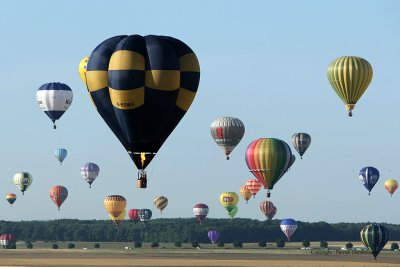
[0,218,399,243]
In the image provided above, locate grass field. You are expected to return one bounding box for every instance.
[0,241,399,266]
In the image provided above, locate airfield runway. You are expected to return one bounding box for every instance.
[0,250,399,267]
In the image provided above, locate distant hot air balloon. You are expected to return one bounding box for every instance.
[239,186,252,203]
[210,117,245,160]
[104,195,126,218]
[259,200,275,219]
[109,209,126,227]
[384,179,398,197]
[193,204,209,224]
[138,209,152,223]
[327,56,373,117]
[79,56,89,86]
[80,163,100,188]
[49,185,68,210]
[360,224,389,260]
[54,148,67,165]
[287,154,296,171]
[36,82,73,129]
[5,193,16,206]
[13,172,33,195]
[154,196,168,214]
[359,167,380,195]
[292,133,311,159]
[219,192,239,214]
[208,230,220,244]
[245,179,262,198]
[85,35,200,187]
[245,138,292,197]
[280,219,297,241]
[267,205,277,220]
[228,206,238,219]
[128,209,140,223]
[0,234,16,248]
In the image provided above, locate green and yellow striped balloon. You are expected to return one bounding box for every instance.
[360,224,389,260]
[327,56,373,116]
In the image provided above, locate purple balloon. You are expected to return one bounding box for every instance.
[208,230,220,244]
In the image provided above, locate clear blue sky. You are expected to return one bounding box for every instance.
[1,0,399,223]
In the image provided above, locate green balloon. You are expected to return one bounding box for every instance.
[228,206,238,219]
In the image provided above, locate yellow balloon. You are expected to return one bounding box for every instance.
[239,186,252,203]
[154,196,168,214]
[219,192,239,213]
[104,195,126,217]
[79,56,89,86]
[109,209,126,220]
[384,179,398,196]
[327,56,373,116]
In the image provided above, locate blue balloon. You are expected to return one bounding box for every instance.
[54,148,67,164]
[359,167,379,195]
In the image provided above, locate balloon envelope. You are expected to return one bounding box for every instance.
[292,133,311,159]
[79,56,89,85]
[193,204,209,224]
[80,163,100,188]
[36,82,73,129]
[85,35,200,174]
[49,185,68,210]
[360,224,389,260]
[280,219,297,241]
[359,167,379,195]
[13,172,33,195]
[219,192,239,213]
[228,206,238,219]
[259,200,275,218]
[154,196,168,214]
[208,230,220,244]
[138,209,152,222]
[210,117,245,159]
[384,179,398,196]
[239,186,252,203]
[327,56,373,116]
[104,195,126,217]
[5,193,17,205]
[54,148,67,164]
[245,179,262,197]
[128,209,140,223]
[245,138,292,196]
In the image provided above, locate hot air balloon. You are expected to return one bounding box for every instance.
[239,186,252,203]
[0,234,16,248]
[49,185,68,210]
[219,192,239,214]
[138,209,152,223]
[327,56,373,117]
[210,117,245,160]
[36,82,73,129]
[292,133,311,159]
[259,200,275,219]
[245,138,292,197]
[128,209,140,223]
[359,167,380,195]
[193,204,209,224]
[384,179,398,197]
[104,195,126,218]
[79,56,89,86]
[267,205,277,220]
[287,154,296,171]
[54,148,67,165]
[80,163,100,188]
[245,179,262,198]
[13,172,33,195]
[154,196,168,214]
[85,35,200,188]
[5,193,17,206]
[228,206,238,219]
[280,219,297,241]
[360,224,389,260]
[109,209,126,227]
[208,230,220,244]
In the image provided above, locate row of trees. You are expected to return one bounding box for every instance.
[0,218,399,243]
